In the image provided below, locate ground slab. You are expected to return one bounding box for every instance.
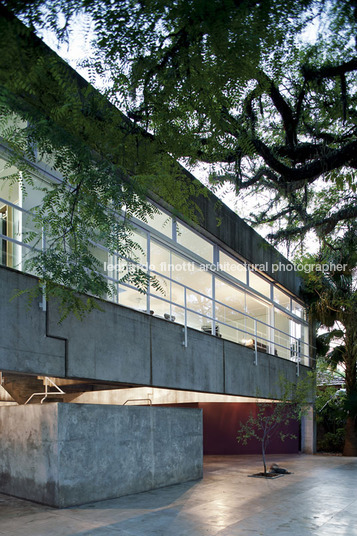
[0,454,356,536]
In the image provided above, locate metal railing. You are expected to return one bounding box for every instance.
[0,200,313,370]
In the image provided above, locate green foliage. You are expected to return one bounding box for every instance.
[317,429,345,453]
[0,11,209,319]
[297,226,357,454]
[0,101,157,319]
[4,0,357,247]
[237,374,314,474]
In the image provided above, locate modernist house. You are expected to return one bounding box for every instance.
[0,9,315,507]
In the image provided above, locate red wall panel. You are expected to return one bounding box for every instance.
[199,403,300,455]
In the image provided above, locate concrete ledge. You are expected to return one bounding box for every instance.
[0,403,203,507]
[0,267,311,398]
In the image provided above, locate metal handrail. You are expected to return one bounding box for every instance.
[24,377,65,405]
[123,398,152,406]
[0,230,313,365]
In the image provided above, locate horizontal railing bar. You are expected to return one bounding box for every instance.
[0,228,313,363]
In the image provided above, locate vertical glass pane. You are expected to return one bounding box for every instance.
[171,281,185,307]
[187,291,212,318]
[138,205,172,238]
[171,252,212,296]
[124,227,147,265]
[274,309,291,359]
[302,325,310,364]
[274,287,291,310]
[245,295,270,349]
[292,299,306,320]
[188,309,212,332]
[176,222,213,262]
[150,274,170,300]
[171,303,185,325]
[215,305,246,344]
[119,285,147,311]
[89,244,109,276]
[150,240,170,276]
[249,270,271,298]
[150,296,172,319]
[0,173,20,204]
[215,277,245,310]
[22,179,48,211]
[219,251,247,284]
[216,321,239,344]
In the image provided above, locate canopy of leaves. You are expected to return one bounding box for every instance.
[299,225,357,411]
[237,374,314,473]
[0,10,208,318]
[3,0,357,248]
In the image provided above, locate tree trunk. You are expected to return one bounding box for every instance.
[262,442,267,474]
[343,329,357,456]
[343,416,357,456]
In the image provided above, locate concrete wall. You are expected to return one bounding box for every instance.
[0,267,311,399]
[0,268,65,376]
[0,403,203,507]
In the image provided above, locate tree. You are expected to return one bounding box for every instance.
[3,0,357,247]
[315,360,346,453]
[237,375,313,475]
[299,224,357,455]
[0,8,206,318]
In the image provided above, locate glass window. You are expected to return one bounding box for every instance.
[150,273,170,300]
[126,227,147,265]
[248,270,271,298]
[215,277,245,311]
[119,285,147,311]
[245,295,270,349]
[171,252,212,296]
[274,309,291,360]
[150,295,170,319]
[301,325,310,363]
[292,299,306,320]
[274,287,291,310]
[176,222,213,262]
[0,176,20,205]
[89,244,110,277]
[150,240,170,276]
[219,251,246,284]
[215,304,246,344]
[138,205,172,238]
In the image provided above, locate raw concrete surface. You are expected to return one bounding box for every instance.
[1,263,311,400]
[0,454,356,535]
[0,404,203,507]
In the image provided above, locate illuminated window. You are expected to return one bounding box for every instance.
[274,287,291,310]
[176,222,213,262]
[249,270,271,298]
[219,251,246,284]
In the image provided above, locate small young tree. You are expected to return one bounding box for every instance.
[237,375,313,475]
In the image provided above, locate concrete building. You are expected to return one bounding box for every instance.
[0,10,315,507]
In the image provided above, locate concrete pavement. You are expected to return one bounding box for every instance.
[0,454,356,536]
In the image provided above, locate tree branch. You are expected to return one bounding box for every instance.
[267,203,357,242]
[302,58,357,81]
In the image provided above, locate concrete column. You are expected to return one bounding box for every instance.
[301,404,316,454]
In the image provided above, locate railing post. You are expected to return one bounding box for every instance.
[39,226,46,312]
[296,339,301,376]
[182,287,188,348]
[254,319,258,366]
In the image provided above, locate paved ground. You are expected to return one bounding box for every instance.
[0,454,356,536]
